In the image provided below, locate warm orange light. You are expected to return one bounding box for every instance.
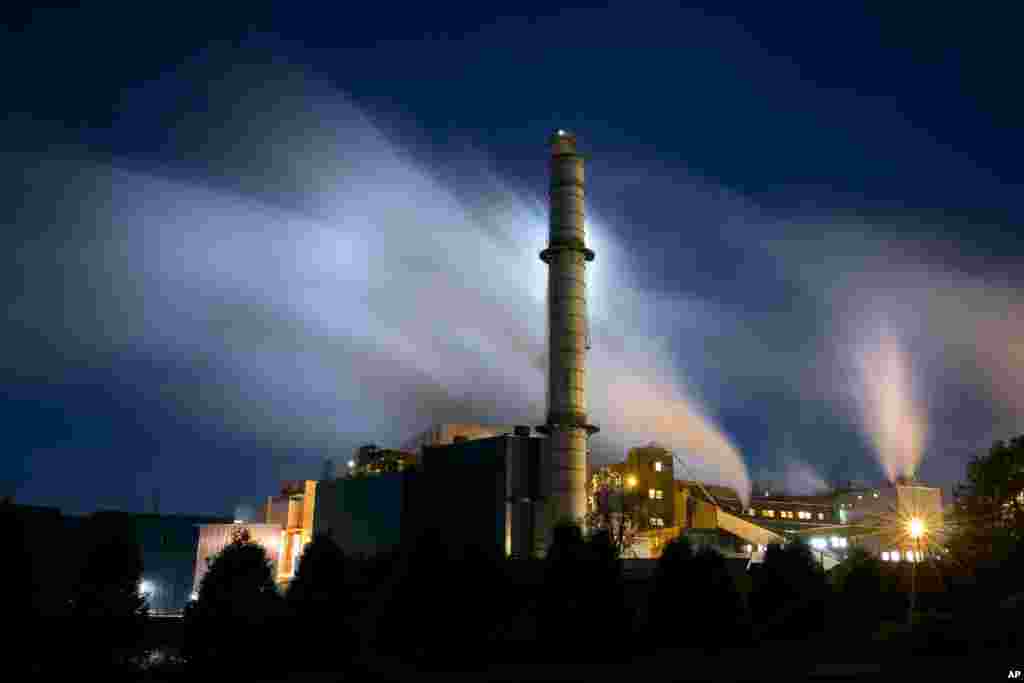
[626,475,637,488]
[908,517,925,539]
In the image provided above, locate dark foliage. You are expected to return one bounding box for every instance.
[831,548,902,634]
[538,522,630,659]
[648,537,748,650]
[184,528,287,675]
[286,534,354,670]
[373,528,508,669]
[68,512,149,673]
[750,539,827,638]
[0,503,32,617]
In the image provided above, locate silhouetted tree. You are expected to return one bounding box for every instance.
[0,503,32,617]
[949,436,1024,608]
[649,538,748,650]
[647,536,694,639]
[750,539,827,638]
[286,534,353,670]
[372,528,507,669]
[69,512,149,673]
[831,548,901,636]
[184,528,286,674]
[538,522,629,659]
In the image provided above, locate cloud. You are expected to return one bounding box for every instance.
[2,54,752,510]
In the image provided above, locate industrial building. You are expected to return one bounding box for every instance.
[314,427,544,559]
[193,480,317,596]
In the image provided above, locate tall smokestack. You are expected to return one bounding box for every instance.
[538,130,598,542]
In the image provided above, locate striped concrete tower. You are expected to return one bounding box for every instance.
[538,130,599,547]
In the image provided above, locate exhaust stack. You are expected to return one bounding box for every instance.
[538,130,599,543]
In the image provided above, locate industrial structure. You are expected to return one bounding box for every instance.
[537,130,598,546]
[193,480,317,595]
[182,132,948,594]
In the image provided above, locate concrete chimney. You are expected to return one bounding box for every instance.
[538,130,599,542]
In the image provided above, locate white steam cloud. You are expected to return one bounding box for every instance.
[8,61,751,500]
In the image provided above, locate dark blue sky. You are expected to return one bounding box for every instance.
[3,4,1022,514]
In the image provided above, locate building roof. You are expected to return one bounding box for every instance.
[749,494,836,508]
[677,480,743,509]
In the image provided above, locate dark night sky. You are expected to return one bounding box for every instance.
[3,4,1022,515]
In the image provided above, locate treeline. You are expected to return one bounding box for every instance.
[2,508,150,678]
[177,524,840,677]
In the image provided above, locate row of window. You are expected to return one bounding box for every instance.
[810,536,848,549]
[882,550,923,562]
[747,508,826,520]
[648,488,664,500]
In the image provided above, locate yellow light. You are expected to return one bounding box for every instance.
[908,517,925,539]
[626,475,637,488]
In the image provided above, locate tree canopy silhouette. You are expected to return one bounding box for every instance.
[184,527,286,673]
[750,539,827,637]
[286,534,353,670]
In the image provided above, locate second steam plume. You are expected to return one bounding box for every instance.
[853,324,927,483]
[9,56,750,499]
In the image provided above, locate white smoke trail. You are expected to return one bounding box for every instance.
[7,59,751,501]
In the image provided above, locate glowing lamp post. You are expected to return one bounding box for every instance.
[907,517,925,625]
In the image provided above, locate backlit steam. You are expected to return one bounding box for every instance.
[853,324,927,483]
[6,57,750,504]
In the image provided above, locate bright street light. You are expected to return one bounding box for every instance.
[626,475,637,488]
[908,517,925,539]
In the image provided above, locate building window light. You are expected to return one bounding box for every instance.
[882,551,890,562]
[818,513,825,520]
[748,508,756,516]
[873,492,879,498]
[654,461,663,472]
[811,537,826,549]
[656,489,664,500]
[763,510,775,517]
[892,550,901,561]
[744,544,752,553]
[649,489,656,500]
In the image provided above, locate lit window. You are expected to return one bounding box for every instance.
[649,489,656,500]
[873,492,879,498]
[857,495,863,500]
[882,552,890,561]
[650,516,664,527]
[892,550,901,561]
[654,461,663,472]
[748,509,756,516]
[818,513,824,520]
[811,538,826,549]
[763,510,775,518]
[744,544,752,553]
[655,489,664,500]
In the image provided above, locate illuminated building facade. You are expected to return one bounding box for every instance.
[192,479,317,595]
[193,522,286,596]
[263,480,317,586]
[834,482,943,562]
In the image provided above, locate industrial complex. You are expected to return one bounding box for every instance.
[7,133,946,615]
[188,132,946,606]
